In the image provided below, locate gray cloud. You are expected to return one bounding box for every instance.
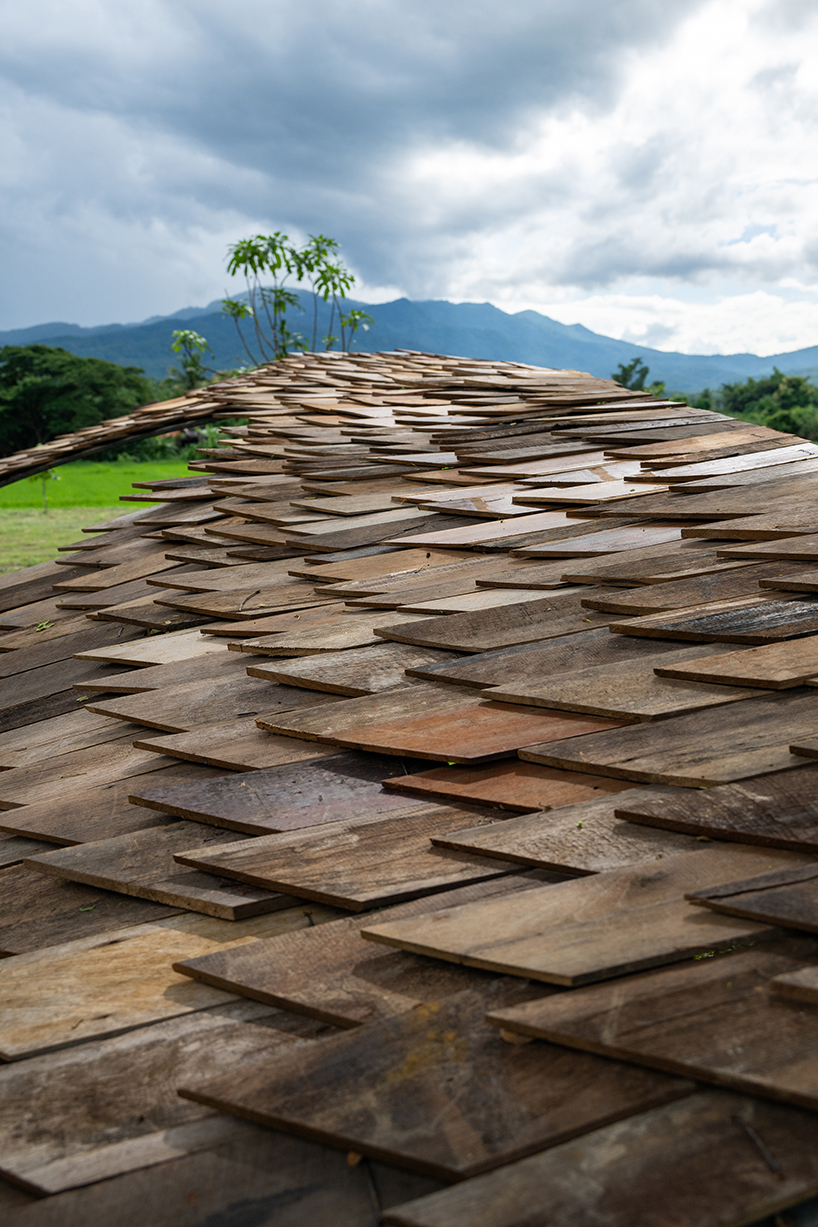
[0,0,706,325]
[0,0,814,345]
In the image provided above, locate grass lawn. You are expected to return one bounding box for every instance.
[0,461,197,574]
[0,461,196,509]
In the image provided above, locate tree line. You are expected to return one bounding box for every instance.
[613,357,818,441]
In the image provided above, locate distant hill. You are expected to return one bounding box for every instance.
[3,295,817,393]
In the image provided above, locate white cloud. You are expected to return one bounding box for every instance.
[0,0,817,357]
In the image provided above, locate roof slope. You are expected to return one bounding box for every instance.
[2,352,818,1224]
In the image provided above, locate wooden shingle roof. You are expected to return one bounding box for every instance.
[2,351,818,1224]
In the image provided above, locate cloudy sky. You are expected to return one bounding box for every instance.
[2,0,817,355]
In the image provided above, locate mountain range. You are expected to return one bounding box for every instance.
[2,294,817,393]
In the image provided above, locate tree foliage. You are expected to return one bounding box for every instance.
[673,368,818,440]
[168,329,215,391]
[612,357,665,398]
[0,345,155,457]
[221,233,372,364]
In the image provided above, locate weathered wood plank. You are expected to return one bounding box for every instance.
[73,627,228,667]
[579,561,807,615]
[174,875,561,1027]
[375,593,615,652]
[25,824,294,920]
[687,864,818,933]
[486,934,818,1111]
[520,691,818,786]
[0,1000,325,1193]
[382,1090,818,1227]
[361,847,802,985]
[0,863,181,955]
[178,986,693,1181]
[132,717,340,771]
[261,683,622,763]
[487,652,763,722]
[381,760,635,813]
[129,753,423,834]
[246,642,457,695]
[653,636,818,688]
[0,906,336,1059]
[84,676,344,733]
[407,627,708,690]
[0,623,142,677]
[609,595,818,644]
[174,803,520,910]
[0,740,178,810]
[430,791,701,874]
[72,650,250,695]
[615,765,818,850]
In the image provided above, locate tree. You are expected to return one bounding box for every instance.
[719,367,818,438]
[612,357,666,398]
[27,467,60,513]
[0,346,154,457]
[613,357,649,391]
[220,232,370,363]
[168,329,215,391]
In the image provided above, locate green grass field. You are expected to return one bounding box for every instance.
[0,461,196,574]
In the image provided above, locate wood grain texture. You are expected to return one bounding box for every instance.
[53,555,180,592]
[0,707,140,768]
[606,424,785,460]
[756,568,818,594]
[716,532,818,561]
[375,593,615,653]
[402,588,556,615]
[485,934,818,1110]
[652,636,818,688]
[73,627,229,667]
[0,779,177,844]
[0,833,53,867]
[84,676,344,733]
[511,522,682,557]
[315,702,622,764]
[129,753,422,834]
[407,628,708,690]
[361,846,797,985]
[579,561,807,615]
[559,549,751,587]
[520,690,818,786]
[608,595,818,644]
[615,765,818,850]
[174,803,520,910]
[72,651,247,695]
[179,986,693,1182]
[381,760,635,813]
[0,656,122,716]
[0,740,176,810]
[174,875,563,1027]
[380,1099,818,1227]
[247,642,457,695]
[0,863,181,955]
[431,791,701,874]
[487,653,763,722]
[132,718,340,771]
[152,585,332,620]
[687,864,818,933]
[0,623,142,678]
[286,548,474,585]
[25,823,294,920]
[0,907,336,1059]
[0,1000,324,1194]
